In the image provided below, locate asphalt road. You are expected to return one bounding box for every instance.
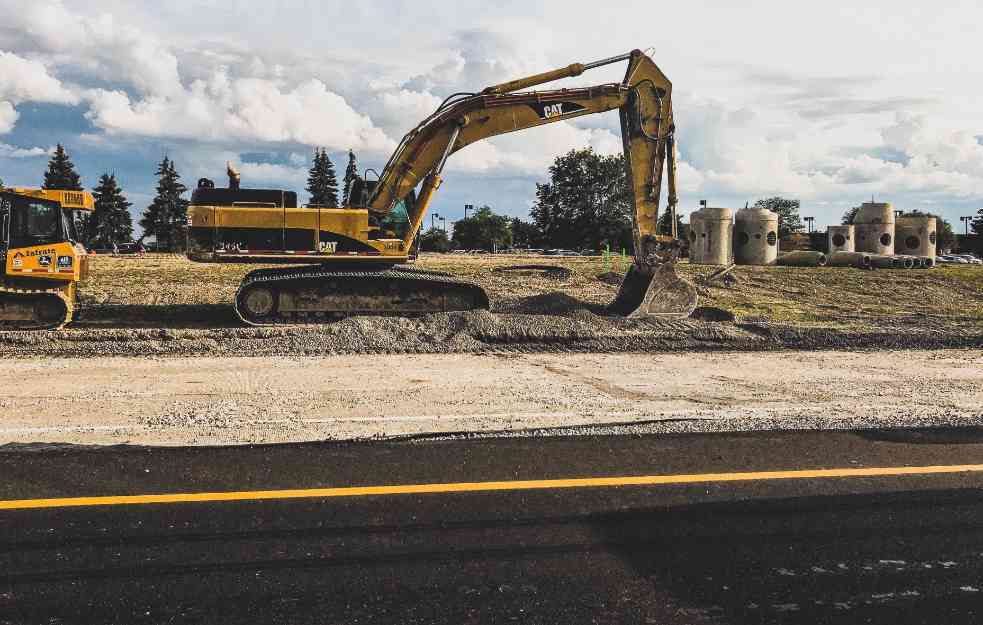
[3,428,983,624]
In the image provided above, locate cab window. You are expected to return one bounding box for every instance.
[8,197,65,249]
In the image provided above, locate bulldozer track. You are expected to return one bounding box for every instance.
[234,265,489,326]
[0,284,73,331]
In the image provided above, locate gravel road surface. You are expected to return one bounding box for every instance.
[2,349,980,446]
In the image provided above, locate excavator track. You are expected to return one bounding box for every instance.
[0,283,73,331]
[234,265,490,326]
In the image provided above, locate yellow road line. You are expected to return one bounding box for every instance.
[2,464,982,511]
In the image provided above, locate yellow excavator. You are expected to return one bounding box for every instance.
[0,187,94,329]
[186,48,698,324]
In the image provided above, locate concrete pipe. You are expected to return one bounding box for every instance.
[869,254,903,269]
[854,202,895,256]
[894,255,917,269]
[733,207,779,265]
[827,225,855,253]
[689,206,733,265]
[896,216,937,259]
[827,251,871,269]
[918,256,937,269]
[777,251,828,267]
[688,212,705,264]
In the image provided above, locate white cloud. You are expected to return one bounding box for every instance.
[0,49,78,134]
[0,51,78,104]
[83,69,394,153]
[0,142,49,158]
[0,101,16,134]
[7,1,180,96]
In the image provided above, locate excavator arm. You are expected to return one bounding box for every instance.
[366,51,679,257]
[362,49,695,316]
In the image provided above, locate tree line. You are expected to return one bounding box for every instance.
[27,143,971,254]
[31,145,363,251]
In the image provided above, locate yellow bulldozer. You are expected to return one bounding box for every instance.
[187,48,698,325]
[0,187,94,329]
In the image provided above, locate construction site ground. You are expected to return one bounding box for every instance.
[1,253,981,358]
[1,254,980,446]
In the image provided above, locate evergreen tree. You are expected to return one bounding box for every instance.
[306,148,339,207]
[41,144,88,240]
[342,149,358,206]
[89,173,133,248]
[42,144,83,191]
[140,157,189,252]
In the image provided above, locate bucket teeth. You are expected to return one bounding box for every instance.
[608,263,698,318]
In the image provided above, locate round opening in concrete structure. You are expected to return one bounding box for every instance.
[754,233,761,239]
[930,232,937,244]
[832,234,846,247]
[737,232,749,246]
[766,231,777,246]
[880,233,892,246]
[701,233,706,238]
[689,231,696,242]
[905,235,920,250]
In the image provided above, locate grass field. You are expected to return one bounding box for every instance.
[79,252,983,325]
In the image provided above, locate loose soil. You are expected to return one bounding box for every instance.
[0,253,980,358]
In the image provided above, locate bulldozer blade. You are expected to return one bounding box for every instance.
[608,262,698,318]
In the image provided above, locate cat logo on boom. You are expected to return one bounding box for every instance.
[528,102,587,120]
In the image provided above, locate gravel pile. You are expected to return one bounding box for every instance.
[1,305,980,358]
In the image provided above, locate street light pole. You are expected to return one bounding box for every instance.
[961,216,973,235]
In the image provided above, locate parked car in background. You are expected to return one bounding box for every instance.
[954,254,982,265]
[939,255,969,264]
[116,242,145,255]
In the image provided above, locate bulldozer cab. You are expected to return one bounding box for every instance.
[1,192,72,255]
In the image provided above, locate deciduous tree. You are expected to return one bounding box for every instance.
[530,149,633,251]
[754,196,804,238]
[452,205,511,251]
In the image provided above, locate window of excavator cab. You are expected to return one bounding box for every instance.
[8,197,64,249]
[380,197,412,239]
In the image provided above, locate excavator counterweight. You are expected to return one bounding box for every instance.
[186,48,697,323]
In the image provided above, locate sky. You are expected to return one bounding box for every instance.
[0,0,980,233]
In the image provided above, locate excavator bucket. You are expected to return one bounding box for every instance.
[608,262,698,318]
